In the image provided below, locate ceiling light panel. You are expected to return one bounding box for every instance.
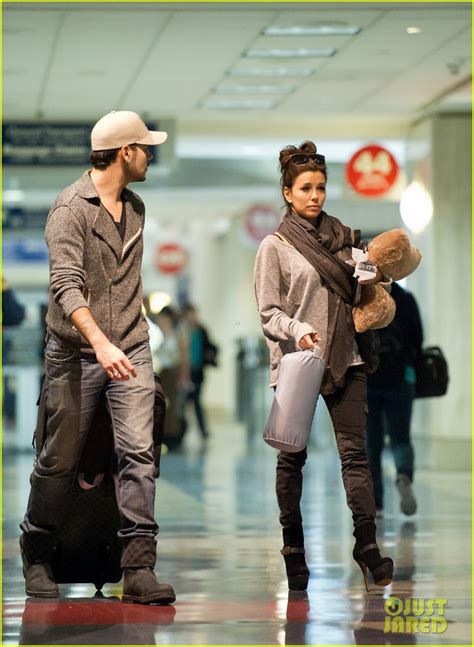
[263,25,361,36]
[228,66,314,78]
[214,83,295,94]
[244,48,336,59]
[200,99,277,110]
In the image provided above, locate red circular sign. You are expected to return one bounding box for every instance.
[245,204,281,242]
[346,145,399,198]
[156,243,187,274]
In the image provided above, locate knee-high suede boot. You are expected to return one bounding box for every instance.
[353,521,393,592]
[276,449,310,591]
[281,524,310,591]
[121,537,175,605]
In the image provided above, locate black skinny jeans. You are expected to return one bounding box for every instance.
[276,365,376,544]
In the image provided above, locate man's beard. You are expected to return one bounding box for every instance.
[129,169,147,183]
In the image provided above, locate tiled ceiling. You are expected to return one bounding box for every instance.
[3,2,472,125]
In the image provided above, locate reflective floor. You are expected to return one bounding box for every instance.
[2,412,472,645]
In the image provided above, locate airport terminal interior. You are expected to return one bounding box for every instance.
[2,1,472,645]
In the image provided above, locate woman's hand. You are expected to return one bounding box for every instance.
[298,332,321,350]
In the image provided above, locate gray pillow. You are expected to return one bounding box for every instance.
[263,347,325,452]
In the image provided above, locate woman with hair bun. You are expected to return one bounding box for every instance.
[254,141,393,593]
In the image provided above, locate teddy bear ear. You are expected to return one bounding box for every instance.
[390,244,422,281]
[368,228,422,281]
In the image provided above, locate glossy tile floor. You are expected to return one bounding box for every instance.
[2,413,472,645]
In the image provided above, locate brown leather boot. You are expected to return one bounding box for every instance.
[20,534,59,598]
[121,537,175,605]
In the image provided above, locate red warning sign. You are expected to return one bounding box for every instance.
[245,204,281,242]
[156,243,187,274]
[346,145,399,198]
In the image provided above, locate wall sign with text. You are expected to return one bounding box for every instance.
[155,243,188,275]
[245,204,281,242]
[346,145,399,198]
[3,122,158,166]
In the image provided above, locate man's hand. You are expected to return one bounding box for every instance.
[70,307,136,380]
[94,341,137,381]
[298,332,321,350]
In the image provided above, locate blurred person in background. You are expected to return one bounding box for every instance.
[254,141,393,593]
[19,111,175,605]
[366,282,423,516]
[182,304,218,441]
[2,276,27,424]
[154,305,189,450]
[2,276,26,329]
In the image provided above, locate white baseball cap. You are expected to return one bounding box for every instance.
[91,111,167,151]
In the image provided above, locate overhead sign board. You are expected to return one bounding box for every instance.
[3,123,92,166]
[3,122,159,166]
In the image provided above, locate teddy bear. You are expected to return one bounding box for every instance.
[353,228,422,333]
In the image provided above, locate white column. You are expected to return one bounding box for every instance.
[408,113,471,469]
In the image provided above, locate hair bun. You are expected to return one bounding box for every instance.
[279,141,319,171]
[299,140,317,155]
[279,145,299,172]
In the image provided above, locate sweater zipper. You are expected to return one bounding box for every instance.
[108,279,113,339]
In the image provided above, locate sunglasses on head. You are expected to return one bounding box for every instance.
[287,152,326,166]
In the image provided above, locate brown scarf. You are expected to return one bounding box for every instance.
[278,209,358,390]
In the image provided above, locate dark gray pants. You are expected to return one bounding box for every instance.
[21,338,158,549]
[276,366,376,542]
[366,381,415,508]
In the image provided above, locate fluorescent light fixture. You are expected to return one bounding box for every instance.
[229,66,314,77]
[407,26,422,34]
[244,47,336,58]
[213,83,295,94]
[263,25,361,36]
[400,181,432,233]
[200,98,277,110]
[4,189,25,202]
[148,291,172,315]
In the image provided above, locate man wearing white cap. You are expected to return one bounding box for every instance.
[19,111,175,605]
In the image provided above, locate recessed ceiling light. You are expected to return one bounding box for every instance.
[263,25,361,36]
[213,83,295,95]
[244,48,336,59]
[407,27,422,34]
[200,99,277,110]
[229,67,314,78]
[78,69,106,76]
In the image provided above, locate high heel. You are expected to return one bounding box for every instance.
[354,557,370,593]
[281,546,310,591]
[353,523,394,592]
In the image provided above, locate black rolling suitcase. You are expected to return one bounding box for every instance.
[33,373,166,591]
